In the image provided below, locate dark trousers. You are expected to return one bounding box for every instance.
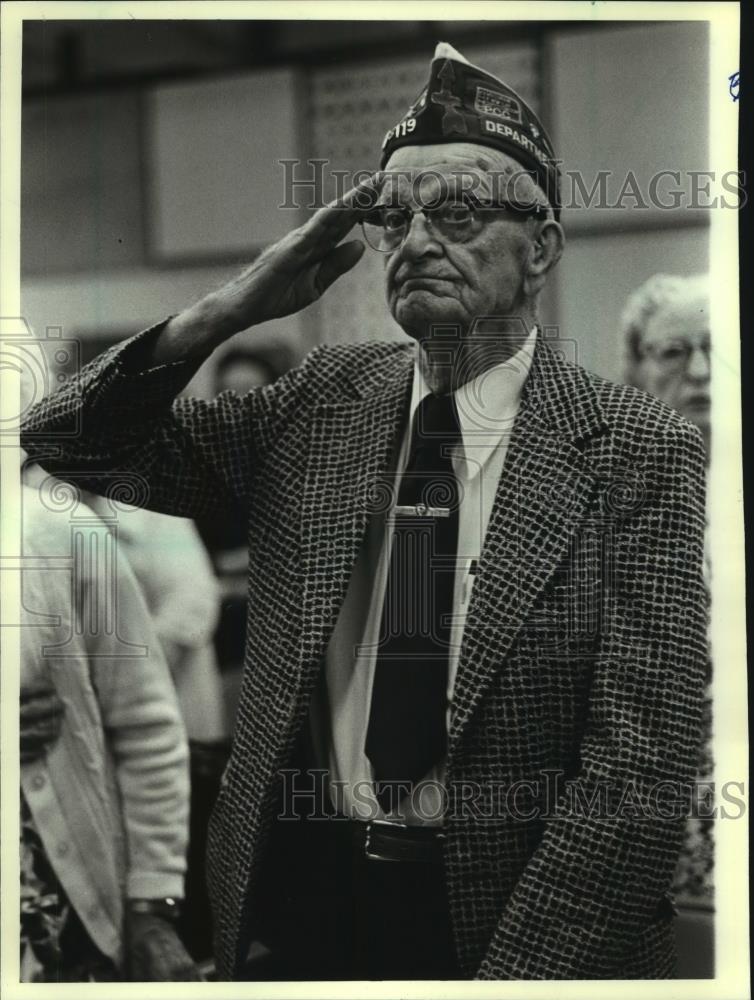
[251,814,462,981]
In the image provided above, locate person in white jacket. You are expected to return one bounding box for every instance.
[22,459,227,742]
[85,498,227,741]
[19,484,200,981]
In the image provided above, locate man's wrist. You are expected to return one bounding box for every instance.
[127,897,183,923]
[153,293,233,366]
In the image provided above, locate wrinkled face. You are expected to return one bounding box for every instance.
[380,145,539,343]
[638,292,710,432]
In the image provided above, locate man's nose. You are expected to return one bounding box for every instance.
[687,346,710,381]
[399,212,443,259]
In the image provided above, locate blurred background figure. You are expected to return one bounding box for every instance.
[213,346,281,395]
[86,499,226,742]
[22,456,229,966]
[621,274,711,458]
[19,485,198,982]
[197,342,297,716]
[21,461,227,741]
[621,272,714,977]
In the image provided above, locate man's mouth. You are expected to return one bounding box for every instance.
[398,277,454,294]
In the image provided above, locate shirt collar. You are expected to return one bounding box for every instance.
[409,326,537,478]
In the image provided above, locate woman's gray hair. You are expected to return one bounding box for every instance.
[621,273,708,388]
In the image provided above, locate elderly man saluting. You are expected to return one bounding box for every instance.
[21,44,708,981]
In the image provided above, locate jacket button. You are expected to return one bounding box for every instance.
[31,773,46,790]
[57,842,69,857]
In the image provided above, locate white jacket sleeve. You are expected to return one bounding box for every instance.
[145,514,221,650]
[104,504,221,652]
[88,546,191,900]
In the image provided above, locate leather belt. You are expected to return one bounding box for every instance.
[356,819,445,865]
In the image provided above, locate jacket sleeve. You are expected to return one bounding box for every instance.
[477,422,709,979]
[20,320,319,521]
[88,543,191,901]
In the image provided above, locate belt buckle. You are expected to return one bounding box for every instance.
[363,818,404,862]
[363,819,445,863]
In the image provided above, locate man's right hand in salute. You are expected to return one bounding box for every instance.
[150,174,381,366]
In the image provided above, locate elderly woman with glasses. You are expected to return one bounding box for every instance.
[621,274,711,458]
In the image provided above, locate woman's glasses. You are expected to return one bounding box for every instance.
[641,340,711,374]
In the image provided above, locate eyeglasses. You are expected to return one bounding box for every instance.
[360,197,547,253]
[641,340,711,373]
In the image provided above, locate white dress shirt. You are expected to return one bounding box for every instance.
[309,328,537,823]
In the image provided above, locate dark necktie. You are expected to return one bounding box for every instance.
[365,391,462,811]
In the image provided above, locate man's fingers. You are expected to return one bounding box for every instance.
[299,172,382,247]
[315,240,366,295]
[297,202,359,253]
[339,171,383,211]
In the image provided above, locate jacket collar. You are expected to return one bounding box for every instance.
[520,333,608,444]
[345,332,608,447]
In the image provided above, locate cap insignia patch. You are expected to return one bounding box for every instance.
[474,85,522,124]
[431,60,468,136]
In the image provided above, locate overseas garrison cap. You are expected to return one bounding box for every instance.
[380,42,561,218]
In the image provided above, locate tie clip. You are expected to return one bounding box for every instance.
[393,504,450,518]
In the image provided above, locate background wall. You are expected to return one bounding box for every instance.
[21,18,709,392]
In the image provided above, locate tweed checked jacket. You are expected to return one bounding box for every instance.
[20,323,708,981]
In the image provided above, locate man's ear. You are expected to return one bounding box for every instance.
[523,219,565,297]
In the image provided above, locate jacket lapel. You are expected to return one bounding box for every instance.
[298,338,607,747]
[299,346,413,676]
[449,340,607,750]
